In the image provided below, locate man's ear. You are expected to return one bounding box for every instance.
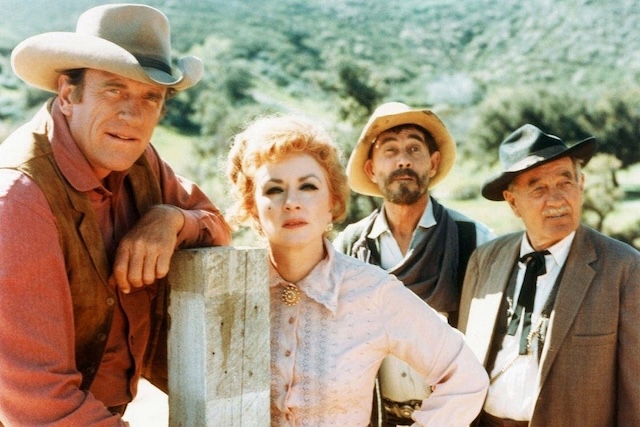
[57,74,75,116]
[503,189,521,218]
[428,151,441,178]
[364,159,377,183]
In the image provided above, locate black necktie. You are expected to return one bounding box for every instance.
[507,250,550,355]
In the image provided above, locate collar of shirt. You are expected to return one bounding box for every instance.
[268,238,342,314]
[519,231,575,273]
[367,197,435,240]
[50,98,126,195]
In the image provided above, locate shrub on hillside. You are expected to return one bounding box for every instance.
[466,86,640,170]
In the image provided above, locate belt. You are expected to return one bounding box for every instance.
[478,410,529,427]
[382,397,421,423]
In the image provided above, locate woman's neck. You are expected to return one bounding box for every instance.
[269,238,326,283]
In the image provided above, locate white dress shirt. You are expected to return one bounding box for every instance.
[484,232,575,420]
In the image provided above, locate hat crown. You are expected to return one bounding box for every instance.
[500,124,568,171]
[76,4,172,72]
[370,102,413,119]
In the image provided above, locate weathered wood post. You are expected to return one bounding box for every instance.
[167,246,270,427]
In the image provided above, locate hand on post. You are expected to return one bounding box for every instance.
[110,204,185,294]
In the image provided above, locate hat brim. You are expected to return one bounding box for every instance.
[347,110,456,197]
[481,136,597,201]
[11,32,203,93]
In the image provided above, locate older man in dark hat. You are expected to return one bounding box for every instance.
[0,4,230,425]
[458,124,640,426]
[334,102,494,426]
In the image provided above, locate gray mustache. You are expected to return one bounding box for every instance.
[543,206,570,217]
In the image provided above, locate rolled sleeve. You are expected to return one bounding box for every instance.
[146,145,231,247]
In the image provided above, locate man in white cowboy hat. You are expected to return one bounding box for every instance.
[0,4,231,425]
[334,101,493,426]
[458,124,640,426]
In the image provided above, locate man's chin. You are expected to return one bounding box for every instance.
[385,191,423,205]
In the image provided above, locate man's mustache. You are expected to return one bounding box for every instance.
[543,206,571,217]
[389,168,420,181]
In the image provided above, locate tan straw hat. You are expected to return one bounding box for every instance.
[346,102,456,197]
[11,3,203,93]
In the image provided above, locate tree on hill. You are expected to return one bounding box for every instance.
[465,86,640,170]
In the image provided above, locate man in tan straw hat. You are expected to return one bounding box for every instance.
[334,101,493,426]
[0,4,231,425]
[458,124,640,426]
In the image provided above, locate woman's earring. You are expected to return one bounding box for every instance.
[325,222,333,232]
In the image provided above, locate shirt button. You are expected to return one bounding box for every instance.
[97,333,107,341]
[106,297,115,306]
[285,384,289,391]
[288,317,294,324]
[285,350,291,357]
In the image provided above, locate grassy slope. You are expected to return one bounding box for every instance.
[4,0,639,240]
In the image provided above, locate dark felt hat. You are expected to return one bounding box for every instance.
[481,124,596,201]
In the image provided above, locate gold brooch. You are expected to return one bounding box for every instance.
[281,284,301,306]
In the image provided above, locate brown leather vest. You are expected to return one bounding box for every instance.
[0,104,164,390]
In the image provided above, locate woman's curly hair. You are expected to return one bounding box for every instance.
[226,114,349,233]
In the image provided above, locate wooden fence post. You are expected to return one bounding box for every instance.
[167,246,270,427]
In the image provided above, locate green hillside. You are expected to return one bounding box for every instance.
[2,0,638,88]
[1,0,639,244]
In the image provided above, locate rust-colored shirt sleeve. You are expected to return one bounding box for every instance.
[0,171,126,426]
[144,144,231,247]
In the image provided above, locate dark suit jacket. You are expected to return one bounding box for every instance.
[459,225,640,426]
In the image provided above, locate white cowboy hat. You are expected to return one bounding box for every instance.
[11,3,203,93]
[346,102,457,197]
